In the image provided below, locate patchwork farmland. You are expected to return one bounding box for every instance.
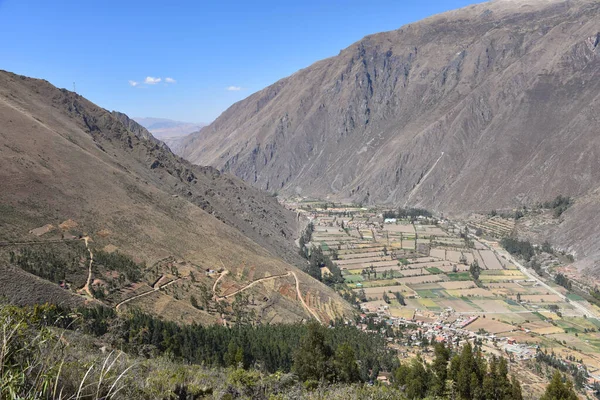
[302,205,600,375]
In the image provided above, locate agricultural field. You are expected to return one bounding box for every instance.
[304,205,600,374]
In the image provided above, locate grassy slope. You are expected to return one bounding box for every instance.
[0,71,353,324]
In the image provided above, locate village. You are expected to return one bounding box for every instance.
[287,199,600,394]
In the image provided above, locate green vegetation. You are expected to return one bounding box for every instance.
[540,372,579,399]
[565,293,585,301]
[447,272,472,281]
[500,237,535,262]
[540,195,573,218]
[9,243,87,284]
[78,309,396,379]
[469,260,481,281]
[383,208,432,219]
[0,303,405,399]
[298,222,314,258]
[307,246,344,286]
[293,322,361,384]
[93,249,144,282]
[392,342,523,399]
[554,273,572,291]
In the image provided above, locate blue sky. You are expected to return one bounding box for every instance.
[0,0,481,123]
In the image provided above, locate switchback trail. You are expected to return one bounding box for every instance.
[291,271,322,323]
[213,269,321,323]
[215,272,291,299]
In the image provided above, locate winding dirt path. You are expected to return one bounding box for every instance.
[291,271,322,323]
[212,269,321,323]
[115,277,182,311]
[79,236,94,298]
[212,270,229,297]
[216,272,291,299]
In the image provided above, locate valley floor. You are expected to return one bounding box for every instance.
[290,199,600,397]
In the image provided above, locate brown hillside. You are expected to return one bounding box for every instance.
[0,70,353,323]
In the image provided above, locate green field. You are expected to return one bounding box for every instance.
[344,274,364,283]
[426,267,443,274]
[416,289,447,298]
[447,272,471,281]
[566,293,585,301]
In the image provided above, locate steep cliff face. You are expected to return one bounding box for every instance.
[179,0,599,213]
[177,0,600,268]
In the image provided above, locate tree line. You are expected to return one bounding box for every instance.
[383,207,432,219]
[6,303,582,399]
[68,307,398,380]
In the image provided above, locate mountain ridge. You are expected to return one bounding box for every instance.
[176,0,600,271]
[0,70,352,323]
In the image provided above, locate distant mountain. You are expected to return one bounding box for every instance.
[134,117,205,153]
[0,70,353,323]
[134,117,204,138]
[176,0,600,269]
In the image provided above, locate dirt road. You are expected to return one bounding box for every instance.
[212,269,321,322]
[79,236,94,298]
[216,272,291,299]
[115,277,182,311]
[212,270,229,296]
[475,235,597,319]
[291,271,322,323]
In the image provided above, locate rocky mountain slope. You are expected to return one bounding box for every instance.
[0,70,352,323]
[177,0,600,268]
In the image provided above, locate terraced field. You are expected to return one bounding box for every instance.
[306,208,600,372]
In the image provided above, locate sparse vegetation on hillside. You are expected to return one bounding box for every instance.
[539,195,573,218]
[9,242,88,285]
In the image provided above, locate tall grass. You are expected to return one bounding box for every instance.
[0,304,131,399]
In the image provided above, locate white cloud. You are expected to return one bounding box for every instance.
[165,77,176,84]
[128,80,139,87]
[144,76,162,84]
[226,86,242,91]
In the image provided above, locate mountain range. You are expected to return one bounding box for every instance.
[176,0,600,272]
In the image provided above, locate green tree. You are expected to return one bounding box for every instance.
[431,342,450,396]
[293,322,333,382]
[333,343,361,383]
[470,260,481,281]
[541,371,578,400]
[405,356,431,399]
[190,295,199,309]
